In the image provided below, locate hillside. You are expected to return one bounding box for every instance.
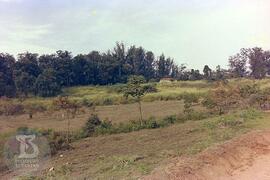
[1,79,270,179]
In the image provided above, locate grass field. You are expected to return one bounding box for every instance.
[29,110,270,179]
[0,100,206,134]
[11,78,270,109]
[9,80,211,109]
[1,79,270,179]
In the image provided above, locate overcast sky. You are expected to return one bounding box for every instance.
[0,0,270,69]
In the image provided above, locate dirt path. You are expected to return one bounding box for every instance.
[144,130,270,180]
[227,154,270,180]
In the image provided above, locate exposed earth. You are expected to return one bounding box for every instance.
[144,130,270,180]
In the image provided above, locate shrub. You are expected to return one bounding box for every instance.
[16,127,71,155]
[163,115,177,124]
[202,83,241,115]
[102,97,114,105]
[0,99,24,116]
[83,114,102,136]
[182,93,199,114]
[81,98,94,107]
[107,84,126,93]
[239,83,260,98]
[143,84,158,93]
[218,117,244,128]
[24,103,47,119]
[143,118,160,129]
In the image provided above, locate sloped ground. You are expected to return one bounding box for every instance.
[1,110,270,179]
[144,131,270,180]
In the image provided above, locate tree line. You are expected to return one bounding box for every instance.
[0,43,270,98]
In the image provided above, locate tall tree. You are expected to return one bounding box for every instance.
[54,50,74,86]
[14,72,35,97]
[0,53,16,97]
[35,69,61,97]
[203,65,212,80]
[112,42,127,83]
[215,65,225,80]
[144,51,155,80]
[248,47,268,79]
[16,52,40,77]
[228,49,248,78]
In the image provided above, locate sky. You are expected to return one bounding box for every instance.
[0,0,270,70]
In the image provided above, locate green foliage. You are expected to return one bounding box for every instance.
[83,114,102,136]
[202,83,241,115]
[124,75,147,123]
[182,93,199,114]
[89,113,209,137]
[34,69,61,97]
[0,53,16,97]
[162,115,177,124]
[16,127,72,155]
[14,72,36,96]
[142,83,158,93]
[204,109,261,129]
[124,75,146,99]
[239,83,260,98]
[81,98,94,107]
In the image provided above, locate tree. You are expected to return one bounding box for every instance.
[144,51,155,80]
[202,82,241,115]
[1,42,188,95]
[189,69,202,80]
[112,42,127,83]
[14,71,35,97]
[265,51,270,75]
[16,52,41,77]
[248,47,268,79]
[35,69,61,97]
[55,50,75,86]
[0,53,16,97]
[203,65,212,80]
[230,47,269,79]
[123,76,146,124]
[53,96,80,146]
[228,49,248,78]
[215,65,225,80]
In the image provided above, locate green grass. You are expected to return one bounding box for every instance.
[14,80,210,109]
[3,79,270,179]
[5,78,270,110]
[16,109,270,180]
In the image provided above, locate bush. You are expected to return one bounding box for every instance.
[202,84,241,115]
[162,115,177,124]
[81,98,94,107]
[83,114,102,136]
[178,111,208,122]
[16,127,71,155]
[182,93,199,114]
[102,97,114,105]
[143,118,160,129]
[239,84,260,98]
[143,84,158,93]
[0,101,24,116]
[218,117,244,128]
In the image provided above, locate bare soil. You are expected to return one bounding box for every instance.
[0,101,186,134]
[144,130,270,180]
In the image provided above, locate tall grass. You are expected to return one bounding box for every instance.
[4,81,209,110]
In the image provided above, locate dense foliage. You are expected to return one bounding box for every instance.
[1,43,270,98]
